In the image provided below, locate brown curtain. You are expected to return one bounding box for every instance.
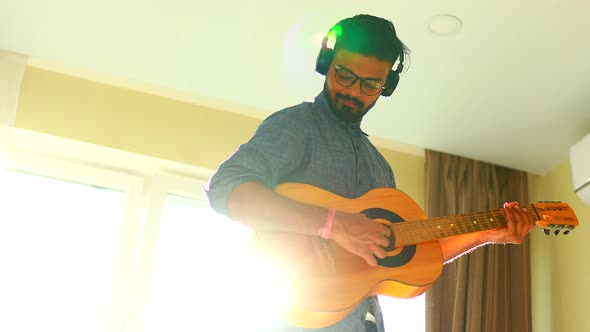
[424,150,532,332]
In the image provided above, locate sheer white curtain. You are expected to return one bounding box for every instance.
[0,49,27,169]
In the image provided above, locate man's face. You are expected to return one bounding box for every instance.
[324,48,393,122]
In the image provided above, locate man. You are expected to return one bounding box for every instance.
[206,14,535,331]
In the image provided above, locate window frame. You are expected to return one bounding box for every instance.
[3,128,212,332]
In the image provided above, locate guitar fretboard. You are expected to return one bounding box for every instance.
[390,205,537,247]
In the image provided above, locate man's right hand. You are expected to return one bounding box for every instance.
[226,182,393,267]
[329,211,392,267]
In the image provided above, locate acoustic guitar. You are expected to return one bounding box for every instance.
[254,182,579,328]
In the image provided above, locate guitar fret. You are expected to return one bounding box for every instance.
[393,209,510,247]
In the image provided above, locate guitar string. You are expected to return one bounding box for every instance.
[388,205,537,247]
[394,214,502,246]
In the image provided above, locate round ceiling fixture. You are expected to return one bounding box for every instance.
[427,14,463,35]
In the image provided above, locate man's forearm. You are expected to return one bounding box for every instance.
[226,181,328,236]
[439,203,534,264]
[438,232,491,264]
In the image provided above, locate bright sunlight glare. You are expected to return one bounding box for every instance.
[143,194,424,332]
[0,169,126,332]
[143,195,291,332]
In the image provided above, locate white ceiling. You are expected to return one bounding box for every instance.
[2,0,589,175]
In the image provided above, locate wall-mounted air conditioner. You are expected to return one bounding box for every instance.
[570,133,590,205]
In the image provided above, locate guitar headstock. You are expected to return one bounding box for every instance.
[531,201,579,236]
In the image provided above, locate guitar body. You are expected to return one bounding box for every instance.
[255,183,444,328]
[254,183,580,327]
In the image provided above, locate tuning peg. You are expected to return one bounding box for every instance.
[543,224,554,235]
[563,225,575,235]
[554,225,564,236]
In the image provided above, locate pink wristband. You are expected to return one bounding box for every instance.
[319,208,336,239]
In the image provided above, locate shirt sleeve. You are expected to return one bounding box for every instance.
[205,108,310,217]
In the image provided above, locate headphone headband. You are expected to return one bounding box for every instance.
[315,23,405,97]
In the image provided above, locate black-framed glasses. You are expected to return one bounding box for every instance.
[333,65,385,96]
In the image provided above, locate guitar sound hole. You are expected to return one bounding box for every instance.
[362,208,417,268]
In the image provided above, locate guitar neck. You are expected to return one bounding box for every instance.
[390,204,539,247]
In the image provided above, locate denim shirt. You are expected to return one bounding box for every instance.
[206,91,394,331]
[207,91,395,216]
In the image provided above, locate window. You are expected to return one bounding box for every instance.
[142,194,285,332]
[380,294,425,331]
[0,169,127,332]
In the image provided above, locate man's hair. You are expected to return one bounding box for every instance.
[332,14,403,64]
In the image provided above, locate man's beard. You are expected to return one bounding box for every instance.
[324,84,377,123]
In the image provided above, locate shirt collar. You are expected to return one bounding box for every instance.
[313,91,369,137]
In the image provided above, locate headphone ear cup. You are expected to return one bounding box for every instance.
[315,47,334,76]
[381,70,400,97]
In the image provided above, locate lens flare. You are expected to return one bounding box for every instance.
[328,24,342,39]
